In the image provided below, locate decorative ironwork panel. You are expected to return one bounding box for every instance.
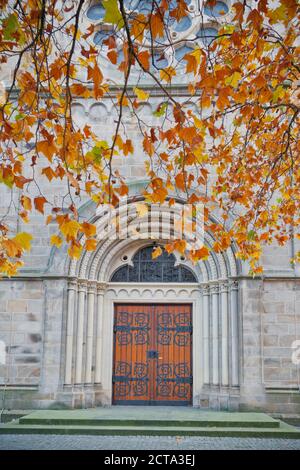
[110,246,197,283]
[113,304,192,405]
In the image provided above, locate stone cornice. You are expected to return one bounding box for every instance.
[2,274,300,283]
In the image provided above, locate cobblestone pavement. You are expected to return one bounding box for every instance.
[0,435,300,450]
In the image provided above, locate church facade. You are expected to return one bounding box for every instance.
[0,0,300,415]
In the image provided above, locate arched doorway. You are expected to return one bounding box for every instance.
[111,245,196,406]
[64,199,240,409]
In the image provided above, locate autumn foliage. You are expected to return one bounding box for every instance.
[0,0,299,276]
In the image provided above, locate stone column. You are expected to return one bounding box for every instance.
[94,283,106,384]
[85,282,96,384]
[221,282,229,386]
[75,280,87,384]
[211,284,219,386]
[65,280,77,385]
[230,280,239,386]
[202,285,210,384]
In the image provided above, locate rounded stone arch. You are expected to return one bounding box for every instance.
[67,196,240,283]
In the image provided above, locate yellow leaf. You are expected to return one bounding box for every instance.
[225,71,242,88]
[135,203,148,217]
[60,220,81,239]
[133,87,150,101]
[272,85,285,102]
[160,67,176,83]
[193,115,204,130]
[14,232,33,251]
[117,93,129,106]
[50,234,63,248]
[152,246,162,259]
[68,242,82,259]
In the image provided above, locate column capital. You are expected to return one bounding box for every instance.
[209,283,219,295]
[78,279,88,291]
[202,284,210,296]
[229,280,239,291]
[97,282,107,293]
[67,279,77,291]
[87,281,98,293]
[220,281,229,293]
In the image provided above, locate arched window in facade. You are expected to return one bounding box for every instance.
[85,0,231,69]
[110,245,197,283]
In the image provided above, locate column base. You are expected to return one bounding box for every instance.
[56,384,104,409]
[198,385,240,411]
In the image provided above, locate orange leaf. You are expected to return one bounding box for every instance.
[179,126,197,143]
[216,87,231,110]
[70,83,91,98]
[81,222,96,238]
[41,166,56,181]
[150,13,165,38]
[232,2,245,22]
[247,9,263,28]
[2,239,22,258]
[107,50,117,64]
[175,173,186,191]
[34,196,47,214]
[174,239,186,254]
[138,50,150,70]
[123,139,134,156]
[85,239,97,251]
[143,135,155,156]
[193,246,210,261]
[88,63,104,99]
[36,140,57,161]
[21,195,32,211]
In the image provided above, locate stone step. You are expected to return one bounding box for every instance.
[18,410,281,429]
[1,422,300,438]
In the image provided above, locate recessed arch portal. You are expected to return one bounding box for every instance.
[63,197,240,408]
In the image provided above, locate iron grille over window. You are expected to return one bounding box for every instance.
[110,246,197,283]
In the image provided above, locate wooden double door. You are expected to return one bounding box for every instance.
[112,304,193,405]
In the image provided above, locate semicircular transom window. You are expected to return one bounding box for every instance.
[110,246,197,283]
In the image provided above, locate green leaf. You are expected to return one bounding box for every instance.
[153,102,168,117]
[247,230,256,240]
[3,13,19,40]
[15,113,25,121]
[103,0,124,28]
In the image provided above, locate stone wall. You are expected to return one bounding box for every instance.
[0,280,44,387]
[240,278,300,414]
[0,278,67,410]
